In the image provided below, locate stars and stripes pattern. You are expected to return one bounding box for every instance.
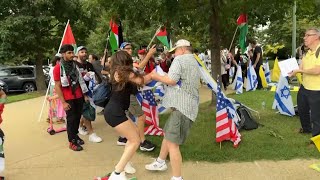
[139,89,164,136]
[216,78,241,147]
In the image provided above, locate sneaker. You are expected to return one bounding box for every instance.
[140,140,156,152]
[145,159,168,171]
[89,133,103,143]
[109,171,127,180]
[76,136,85,145]
[69,140,83,151]
[124,162,136,174]
[171,177,184,180]
[78,127,88,136]
[117,137,127,146]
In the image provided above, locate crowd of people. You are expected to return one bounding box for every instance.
[15,27,318,180]
[47,38,197,180]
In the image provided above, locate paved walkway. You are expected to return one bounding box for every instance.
[3,87,320,180]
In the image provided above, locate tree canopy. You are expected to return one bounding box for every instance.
[0,0,319,90]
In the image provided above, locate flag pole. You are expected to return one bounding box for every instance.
[38,19,69,122]
[228,26,239,52]
[147,26,162,49]
[57,19,70,53]
[37,81,51,122]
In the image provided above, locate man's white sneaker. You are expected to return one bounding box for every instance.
[124,162,136,174]
[109,171,128,180]
[78,127,88,135]
[89,133,102,143]
[145,159,168,171]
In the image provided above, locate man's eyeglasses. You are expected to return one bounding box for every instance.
[304,34,317,37]
[124,47,132,50]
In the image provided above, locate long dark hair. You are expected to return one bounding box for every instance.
[110,51,143,91]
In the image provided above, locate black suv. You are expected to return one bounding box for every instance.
[0,66,37,92]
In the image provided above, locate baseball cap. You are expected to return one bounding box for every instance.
[120,42,131,50]
[76,46,87,55]
[138,49,146,54]
[169,39,191,52]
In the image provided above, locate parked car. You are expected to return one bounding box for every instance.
[0,66,37,92]
[0,80,8,93]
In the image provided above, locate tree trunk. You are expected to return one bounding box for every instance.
[209,1,222,105]
[35,54,47,91]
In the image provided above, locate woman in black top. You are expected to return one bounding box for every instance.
[103,51,151,179]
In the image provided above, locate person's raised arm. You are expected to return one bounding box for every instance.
[138,45,157,70]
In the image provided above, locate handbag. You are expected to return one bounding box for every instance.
[82,101,96,121]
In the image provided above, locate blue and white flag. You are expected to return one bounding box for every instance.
[272,75,295,116]
[233,65,243,94]
[194,54,241,126]
[264,58,271,83]
[246,60,258,91]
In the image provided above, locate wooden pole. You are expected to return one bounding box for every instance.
[228,26,239,52]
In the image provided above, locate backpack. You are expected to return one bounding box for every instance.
[93,81,112,108]
[236,105,259,130]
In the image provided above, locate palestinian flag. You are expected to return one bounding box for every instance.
[237,14,248,54]
[59,20,77,53]
[156,27,171,49]
[109,19,123,54]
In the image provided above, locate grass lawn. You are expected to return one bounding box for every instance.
[145,90,320,162]
[6,91,44,104]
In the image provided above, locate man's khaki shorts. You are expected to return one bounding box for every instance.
[128,94,144,117]
[164,110,193,145]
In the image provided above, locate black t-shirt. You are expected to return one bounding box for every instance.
[109,83,137,110]
[252,46,263,66]
[75,61,102,85]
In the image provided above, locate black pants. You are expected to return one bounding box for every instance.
[66,98,84,142]
[232,64,247,83]
[222,70,229,89]
[254,66,262,89]
[297,85,320,137]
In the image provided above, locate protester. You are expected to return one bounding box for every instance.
[289,28,320,142]
[76,46,103,143]
[0,87,6,179]
[48,54,66,123]
[103,51,152,180]
[117,42,157,153]
[248,39,263,89]
[220,49,230,90]
[53,44,89,151]
[145,39,200,180]
[232,47,247,83]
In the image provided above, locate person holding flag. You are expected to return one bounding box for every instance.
[145,39,200,180]
[248,39,263,89]
[289,28,320,140]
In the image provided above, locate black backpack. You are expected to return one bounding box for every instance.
[236,105,259,130]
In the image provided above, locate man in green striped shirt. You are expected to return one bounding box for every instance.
[146,39,200,180]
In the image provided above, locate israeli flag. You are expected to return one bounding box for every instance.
[264,58,271,83]
[246,61,258,91]
[234,65,243,94]
[272,75,295,116]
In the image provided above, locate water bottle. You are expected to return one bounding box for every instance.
[261,101,266,110]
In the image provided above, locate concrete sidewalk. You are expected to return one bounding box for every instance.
[3,87,320,180]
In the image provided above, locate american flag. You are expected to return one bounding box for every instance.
[141,89,164,136]
[216,78,241,147]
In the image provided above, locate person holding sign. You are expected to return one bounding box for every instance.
[289,28,320,141]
